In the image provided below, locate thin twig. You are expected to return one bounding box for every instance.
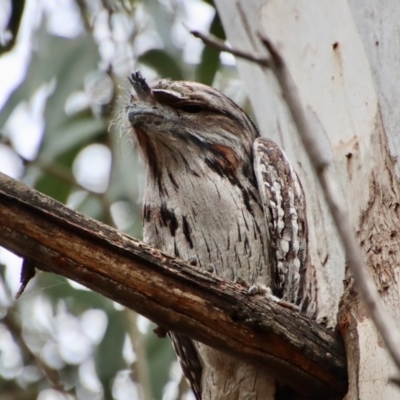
[190,30,270,67]
[191,30,400,373]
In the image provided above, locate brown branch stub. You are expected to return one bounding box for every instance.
[15,258,37,299]
[0,172,347,398]
[190,30,270,67]
[258,34,283,68]
[153,325,169,338]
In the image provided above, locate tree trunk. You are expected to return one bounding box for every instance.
[214,0,400,398]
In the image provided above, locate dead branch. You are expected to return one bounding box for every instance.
[191,30,270,67]
[0,171,346,398]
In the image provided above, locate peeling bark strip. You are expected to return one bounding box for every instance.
[0,172,347,398]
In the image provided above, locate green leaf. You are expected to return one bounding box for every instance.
[107,128,143,236]
[139,49,184,80]
[32,137,89,202]
[40,112,106,161]
[196,11,226,85]
[96,311,126,399]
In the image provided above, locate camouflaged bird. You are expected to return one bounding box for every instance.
[126,71,316,400]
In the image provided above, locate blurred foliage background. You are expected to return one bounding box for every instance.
[0,0,250,399]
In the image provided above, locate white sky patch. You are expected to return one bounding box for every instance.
[78,358,103,395]
[0,145,24,179]
[220,50,236,66]
[42,0,84,38]
[112,370,142,400]
[111,12,134,43]
[84,71,114,108]
[0,324,23,379]
[0,277,12,311]
[66,190,89,211]
[65,91,90,116]
[67,279,91,291]
[172,0,215,64]
[56,312,93,364]
[28,295,55,335]
[162,381,179,400]
[17,365,42,386]
[0,248,23,296]
[113,301,125,311]
[40,341,65,369]
[122,334,137,365]
[110,200,136,231]
[3,79,55,160]
[136,314,151,335]
[37,389,71,400]
[183,390,196,400]
[80,309,108,345]
[72,143,112,193]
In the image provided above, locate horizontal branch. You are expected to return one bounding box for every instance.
[0,172,347,398]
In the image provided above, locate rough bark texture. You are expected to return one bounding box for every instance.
[213,0,400,398]
[0,172,347,398]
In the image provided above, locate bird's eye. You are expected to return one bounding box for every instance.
[180,104,204,113]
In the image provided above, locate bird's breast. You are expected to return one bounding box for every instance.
[142,170,272,287]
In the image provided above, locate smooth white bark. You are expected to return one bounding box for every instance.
[214,0,400,398]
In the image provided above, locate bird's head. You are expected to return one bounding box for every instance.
[126,71,258,182]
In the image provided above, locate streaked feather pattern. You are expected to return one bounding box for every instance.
[126,71,316,399]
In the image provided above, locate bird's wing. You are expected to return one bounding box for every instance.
[253,137,308,305]
[169,332,202,400]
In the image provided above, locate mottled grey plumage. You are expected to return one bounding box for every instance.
[126,71,316,399]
